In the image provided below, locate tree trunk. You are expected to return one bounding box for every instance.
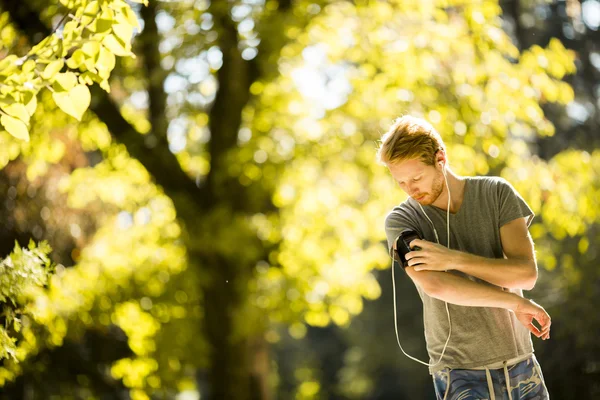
[8,1,296,398]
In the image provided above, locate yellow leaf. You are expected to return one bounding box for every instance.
[54,72,78,91]
[63,20,79,41]
[82,41,101,58]
[1,114,29,141]
[84,58,97,73]
[112,23,133,45]
[79,71,97,85]
[52,85,91,121]
[42,59,64,80]
[22,59,36,73]
[122,5,141,29]
[23,91,37,115]
[66,49,86,69]
[102,34,131,57]
[96,46,116,72]
[0,55,19,75]
[2,103,29,122]
[82,1,100,26]
[99,79,111,93]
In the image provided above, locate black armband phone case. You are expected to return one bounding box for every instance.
[394,230,422,269]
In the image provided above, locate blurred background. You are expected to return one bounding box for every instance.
[0,0,598,399]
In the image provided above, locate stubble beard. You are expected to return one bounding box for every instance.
[421,172,445,206]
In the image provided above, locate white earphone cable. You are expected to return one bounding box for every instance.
[391,163,453,367]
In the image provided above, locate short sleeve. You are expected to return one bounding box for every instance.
[385,209,419,262]
[497,178,534,228]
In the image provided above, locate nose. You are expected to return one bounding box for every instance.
[407,183,418,196]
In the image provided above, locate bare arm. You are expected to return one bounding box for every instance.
[404,266,522,309]
[395,239,550,339]
[406,217,538,290]
[453,217,538,290]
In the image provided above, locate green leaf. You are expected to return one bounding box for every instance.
[42,59,64,80]
[52,84,91,121]
[53,72,78,91]
[1,114,29,141]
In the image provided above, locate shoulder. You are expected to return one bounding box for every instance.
[468,175,510,188]
[385,199,419,228]
[468,175,516,196]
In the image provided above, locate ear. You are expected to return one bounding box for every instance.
[435,150,446,168]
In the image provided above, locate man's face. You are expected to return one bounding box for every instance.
[387,158,444,205]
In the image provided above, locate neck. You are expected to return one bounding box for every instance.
[431,169,465,213]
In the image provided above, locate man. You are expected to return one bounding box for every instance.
[377,115,551,400]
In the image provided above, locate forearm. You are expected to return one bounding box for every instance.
[453,252,537,290]
[409,268,523,310]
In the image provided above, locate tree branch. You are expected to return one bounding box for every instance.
[139,1,169,152]
[8,0,205,218]
[204,2,253,207]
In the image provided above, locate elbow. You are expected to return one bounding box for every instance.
[522,263,538,291]
[409,269,445,297]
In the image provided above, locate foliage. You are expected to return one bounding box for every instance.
[0,0,146,142]
[0,241,53,362]
[0,0,597,398]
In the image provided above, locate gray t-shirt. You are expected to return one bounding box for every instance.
[384,176,535,374]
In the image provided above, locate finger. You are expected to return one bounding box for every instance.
[537,313,551,331]
[408,256,425,266]
[527,322,542,338]
[541,321,551,339]
[406,251,425,261]
[410,239,427,248]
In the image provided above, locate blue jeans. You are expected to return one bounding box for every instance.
[432,356,549,400]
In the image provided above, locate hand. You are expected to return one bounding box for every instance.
[405,239,463,272]
[513,298,551,340]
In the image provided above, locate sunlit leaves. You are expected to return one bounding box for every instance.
[241,0,579,337]
[42,59,65,80]
[0,241,53,361]
[0,0,142,140]
[52,84,91,121]
[0,115,29,141]
[0,0,590,397]
[506,150,600,241]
